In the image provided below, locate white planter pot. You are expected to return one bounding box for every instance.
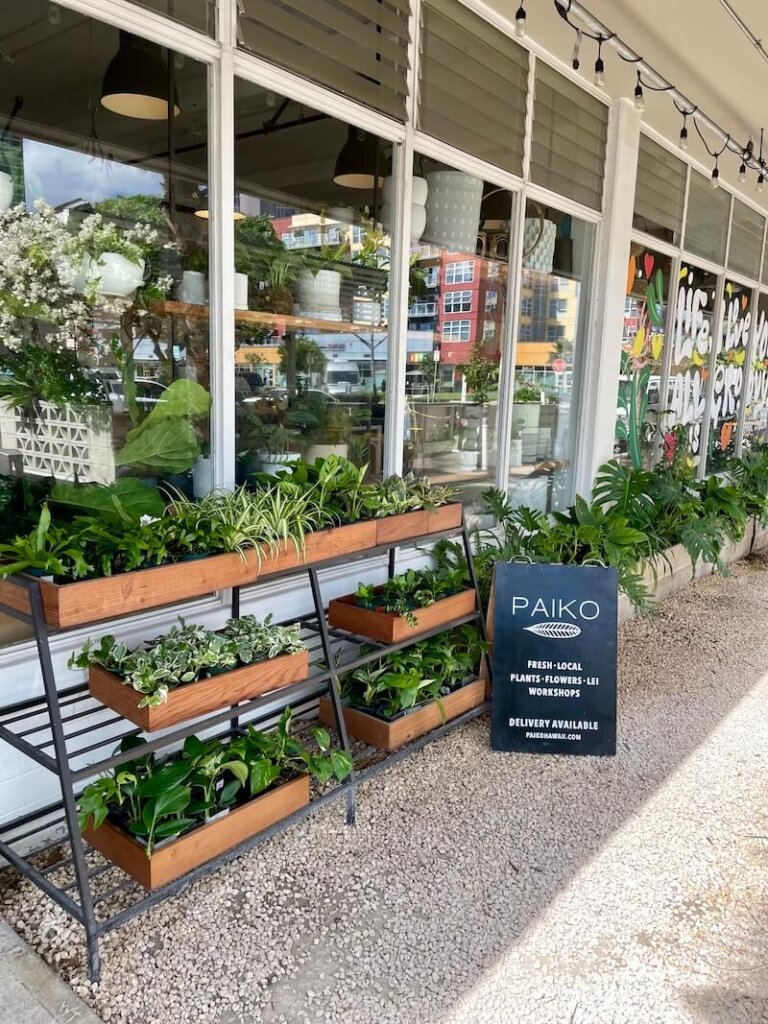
[192,456,213,498]
[509,438,523,467]
[424,171,483,253]
[77,252,145,298]
[306,443,349,464]
[254,452,301,477]
[458,449,480,470]
[0,171,13,211]
[234,272,249,310]
[298,269,342,313]
[178,270,207,305]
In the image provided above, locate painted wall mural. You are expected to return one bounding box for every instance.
[743,292,768,446]
[707,281,751,467]
[667,263,718,464]
[616,246,669,469]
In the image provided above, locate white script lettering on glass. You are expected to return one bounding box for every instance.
[670,272,713,454]
[746,308,768,433]
[712,294,750,427]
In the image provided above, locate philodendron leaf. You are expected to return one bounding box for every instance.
[137,761,191,797]
[330,750,353,781]
[154,816,196,838]
[249,758,281,796]
[116,417,200,474]
[51,479,164,523]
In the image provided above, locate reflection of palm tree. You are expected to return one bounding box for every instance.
[278,334,326,389]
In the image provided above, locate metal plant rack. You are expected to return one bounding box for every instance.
[0,517,488,982]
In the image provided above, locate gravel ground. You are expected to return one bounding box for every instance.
[2,555,768,1024]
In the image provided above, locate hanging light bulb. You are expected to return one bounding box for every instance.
[758,170,765,193]
[679,125,689,150]
[739,161,747,183]
[711,163,720,188]
[571,29,582,71]
[48,3,61,25]
[514,4,527,38]
[634,72,645,112]
[594,39,605,88]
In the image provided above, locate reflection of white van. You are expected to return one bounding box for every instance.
[325,360,360,396]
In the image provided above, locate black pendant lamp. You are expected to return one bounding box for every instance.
[101,31,181,120]
[333,126,383,189]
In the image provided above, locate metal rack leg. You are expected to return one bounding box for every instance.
[230,586,241,733]
[307,568,356,826]
[29,585,101,983]
[388,546,397,579]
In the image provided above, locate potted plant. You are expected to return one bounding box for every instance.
[304,402,350,464]
[78,709,352,889]
[72,614,309,730]
[328,565,475,643]
[297,242,351,318]
[510,418,524,468]
[178,242,208,305]
[319,627,487,750]
[457,345,499,472]
[360,473,461,545]
[68,213,165,299]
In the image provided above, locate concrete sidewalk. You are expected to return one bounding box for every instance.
[0,922,101,1024]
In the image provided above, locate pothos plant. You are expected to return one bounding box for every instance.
[78,709,352,858]
[69,615,306,707]
[354,565,468,626]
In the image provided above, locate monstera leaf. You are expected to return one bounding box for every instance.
[116,418,200,473]
[51,479,164,522]
[140,379,211,424]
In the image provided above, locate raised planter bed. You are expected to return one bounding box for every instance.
[0,521,378,628]
[88,650,310,731]
[374,503,463,546]
[617,517,763,623]
[328,588,476,643]
[83,774,310,891]
[318,677,485,751]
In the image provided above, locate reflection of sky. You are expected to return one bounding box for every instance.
[23,140,163,207]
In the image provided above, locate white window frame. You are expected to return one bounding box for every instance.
[442,320,472,341]
[443,289,473,314]
[445,260,474,284]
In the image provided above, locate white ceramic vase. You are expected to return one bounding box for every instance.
[178,270,207,305]
[380,175,428,243]
[234,272,249,310]
[522,218,557,273]
[254,452,301,477]
[0,171,13,211]
[424,171,483,253]
[306,443,349,464]
[76,253,145,298]
[192,456,213,498]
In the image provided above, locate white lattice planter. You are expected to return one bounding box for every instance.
[0,402,115,483]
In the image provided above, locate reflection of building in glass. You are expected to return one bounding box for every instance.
[516,272,581,374]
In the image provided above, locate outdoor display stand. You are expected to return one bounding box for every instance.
[0,513,488,981]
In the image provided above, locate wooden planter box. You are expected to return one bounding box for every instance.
[0,521,378,628]
[255,521,376,578]
[374,503,463,546]
[328,588,476,643]
[318,677,485,751]
[83,774,310,891]
[88,649,309,731]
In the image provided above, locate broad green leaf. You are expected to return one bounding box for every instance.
[249,758,280,795]
[137,761,191,797]
[51,479,164,523]
[330,750,353,780]
[152,784,192,819]
[116,417,200,473]
[154,816,196,838]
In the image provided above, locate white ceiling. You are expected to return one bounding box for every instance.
[485,0,768,211]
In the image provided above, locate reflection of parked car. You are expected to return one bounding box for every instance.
[405,369,431,396]
[135,378,169,407]
[243,387,340,406]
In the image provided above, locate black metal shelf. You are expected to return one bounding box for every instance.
[0,516,488,983]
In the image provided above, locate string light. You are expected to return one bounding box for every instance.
[739,160,747,182]
[514,3,527,39]
[634,71,645,112]
[757,131,765,192]
[594,37,605,88]
[710,161,720,188]
[571,28,582,70]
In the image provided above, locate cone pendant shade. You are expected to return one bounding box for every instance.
[101,31,180,120]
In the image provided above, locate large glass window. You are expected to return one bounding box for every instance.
[744,293,768,446]
[0,5,210,647]
[615,245,671,469]
[666,263,719,465]
[508,201,595,512]
[126,0,214,34]
[404,154,511,507]
[233,79,394,481]
[707,280,752,468]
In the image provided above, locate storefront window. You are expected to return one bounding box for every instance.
[126,0,215,35]
[707,280,752,468]
[404,154,511,507]
[743,292,768,447]
[0,4,210,645]
[233,78,394,481]
[508,202,594,512]
[615,245,671,469]
[666,263,719,466]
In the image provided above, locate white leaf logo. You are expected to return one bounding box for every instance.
[524,621,581,639]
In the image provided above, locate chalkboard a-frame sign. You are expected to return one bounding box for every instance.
[491,562,617,756]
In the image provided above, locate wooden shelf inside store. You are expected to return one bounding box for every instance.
[153,300,381,336]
